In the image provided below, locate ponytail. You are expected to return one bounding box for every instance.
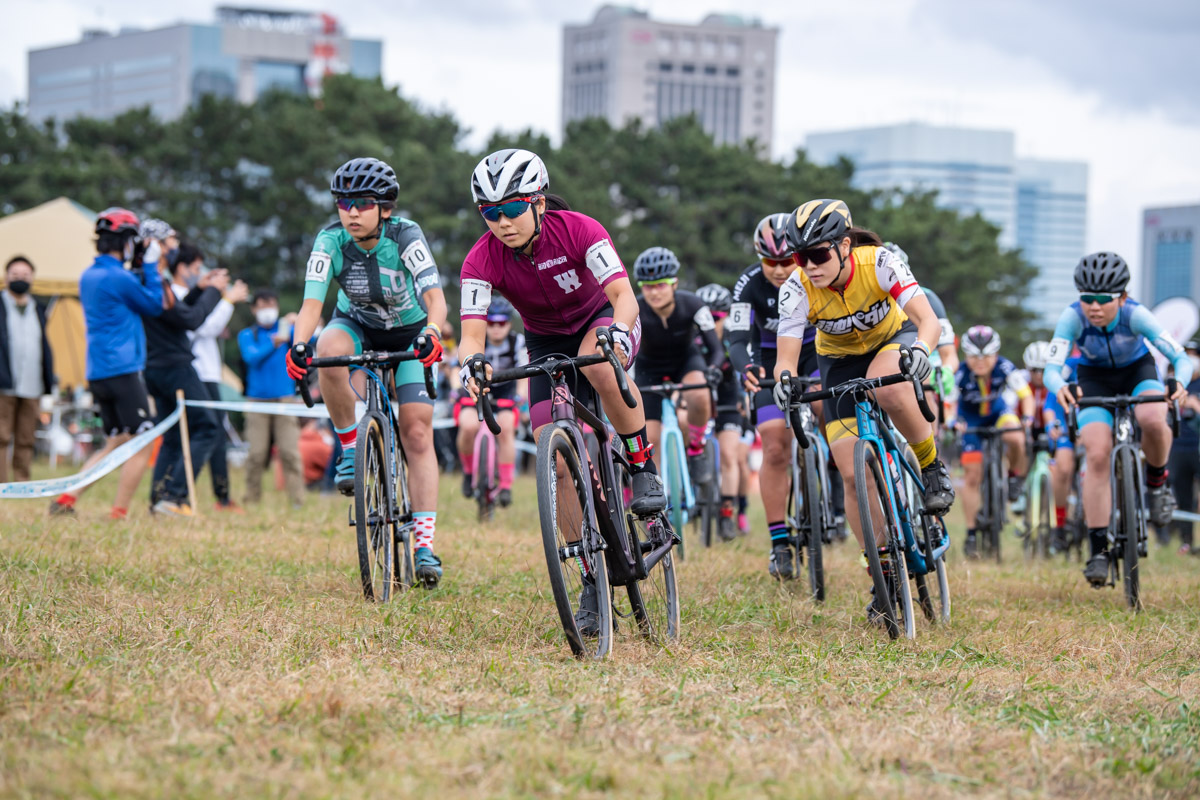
[543,193,571,212]
[847,227,883,247]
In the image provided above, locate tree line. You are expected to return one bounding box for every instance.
[0,74,1041,351]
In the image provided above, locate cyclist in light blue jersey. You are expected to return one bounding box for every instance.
[1044,252,1191,586]
[287,157,449,587]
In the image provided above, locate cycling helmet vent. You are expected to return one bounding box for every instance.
[754,213,793,260]
[331,157,399,201]
[1073,251,1130,293]
[471,149,548,204]
[632,247,681,283]
[696,283,732,313]
[962,324,1001,357]
[785,199,852,250]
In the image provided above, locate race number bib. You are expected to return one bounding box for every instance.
[401,239,435,278]
[584,239,623,284]
[305,251,332,282]
[461,279,492,317]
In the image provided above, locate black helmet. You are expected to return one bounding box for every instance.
[486,297,514,320]
[785,199,852,250]
[696,283,732,313]
[633,247,680,282]
[753,213,793,260]
[1073,252,1130,293]
[331,157,399,202]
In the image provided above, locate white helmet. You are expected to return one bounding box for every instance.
[961,324,1001,357]
[471,149,548,204]
[1023,341,1051,370]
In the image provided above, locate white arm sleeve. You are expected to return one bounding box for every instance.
[776,272,811,340]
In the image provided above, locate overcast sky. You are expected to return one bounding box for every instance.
[3,0,1198,284]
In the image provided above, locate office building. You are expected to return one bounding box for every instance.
[805,122,1088,326]
[27,6,382,122]
[562,5,777,150]
[1141,204,1200,306]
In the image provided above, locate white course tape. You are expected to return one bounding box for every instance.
[0,405,183,499]
[184,399,460,429]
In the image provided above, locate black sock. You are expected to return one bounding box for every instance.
[1088,526,1109,557]
[966,528,977,539]
[720,494,736,514]
[619,427,657,474]
[1145,463,1168,488]
[768,520,788,546]
[737,495,748,514]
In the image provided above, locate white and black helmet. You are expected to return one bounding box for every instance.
[696,283,732,313]
[471,148,549,204]
[1073,251,1130,293]
[1023,341,1051,370]
[962,325,1001,357]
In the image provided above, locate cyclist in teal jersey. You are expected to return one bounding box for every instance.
[287,157,449,586]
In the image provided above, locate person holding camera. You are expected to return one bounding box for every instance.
[141,230,227,517]
[50,208,164,519]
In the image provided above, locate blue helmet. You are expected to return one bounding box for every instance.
[633,247,680,282]
[486,296,514,321]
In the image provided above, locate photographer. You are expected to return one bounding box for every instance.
[142,234,225,517]
[50,208,164,519]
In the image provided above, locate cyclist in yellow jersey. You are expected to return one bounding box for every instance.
[773,200,954,614]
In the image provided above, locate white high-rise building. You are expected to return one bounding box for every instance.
[805,122,1087,326]
[562,5,778,150]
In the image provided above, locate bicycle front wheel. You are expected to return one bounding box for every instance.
[1036,469,1052,560]
[1116,447,1141,611]
[536,425,612,659]
[853,439,914,640]
[905,447,950,625]
[355,414,393,603]
[664,434,687,561]
[391,429,415,592]
[801,443,825,603]
[474,429,496,522]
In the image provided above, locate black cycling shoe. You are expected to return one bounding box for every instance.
[687,452,713,485]
[717,514,737,542]
[461,471,474,499]
[1007,475,1025,505]
[963,533,980,560]
[1049,526,1067,554]
[768,541,795,580]
[1083,551,1110,587]
[629,470,666,515]
[920,459,955,515]
[498,488,512,507]
[575,577,615,636]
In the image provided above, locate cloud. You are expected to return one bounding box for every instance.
[915,0,1200,124]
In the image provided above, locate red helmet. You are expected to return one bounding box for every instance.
[95,207,140,236]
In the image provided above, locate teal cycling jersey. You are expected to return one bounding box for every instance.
[304,216,442,330]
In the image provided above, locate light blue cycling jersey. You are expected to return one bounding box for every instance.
[1045,299,1192,393]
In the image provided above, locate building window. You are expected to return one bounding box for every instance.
[726,66,740,77]
[682,63,695,74]
[659,61,673,72]
[1154,230,1194,303]
[702,36,718,57]
[704,64,717,75]
[724,38,742,59]
[657,33,673,55]
[680,35,696,56]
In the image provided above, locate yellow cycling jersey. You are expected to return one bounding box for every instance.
[777,245,923,357]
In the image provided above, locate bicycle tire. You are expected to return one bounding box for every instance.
[1116,447,1141,611]
[853,439,912,639]
[699,438,719,548]
[990,453,1004,563]
[1036,470,1052,560]
[801,442,825,603]
[354,414,393,603]
[664,435,687,561]
[536,425,613,659]
[626,512,681,644]
[391,428,415,592]
[475,429,495,523]
[904,447,950,624]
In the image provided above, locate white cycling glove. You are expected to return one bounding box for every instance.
[772,378,791,411]
[606,322,633,363]
[142,240,162,267]
[907,345,932,383]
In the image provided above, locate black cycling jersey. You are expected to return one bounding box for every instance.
[635,289,723,372]
[727,264,815,374]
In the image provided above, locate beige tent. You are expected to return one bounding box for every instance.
[0,198,96,390]
[0,197,97,297]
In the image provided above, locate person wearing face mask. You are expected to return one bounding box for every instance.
[184,246,249,512]
[1167,340,1200,555]
[238,289,306,507]
[50,208,163,519]
[141,239,227,517]
[0,256,55,484]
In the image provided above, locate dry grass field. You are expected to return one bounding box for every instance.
[1,470,1197,798]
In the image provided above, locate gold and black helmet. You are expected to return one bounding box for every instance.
[785,199,852,251]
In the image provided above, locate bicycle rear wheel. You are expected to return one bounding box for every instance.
[391,431,415,592]
[853,439,914,639]
[1116,447,1141,611]
[904,448,950,624]
[354,414,393,602]
[989,454,1004,563]
[626,512,680,644]
[536,425,613,659]
[696,438,719,548]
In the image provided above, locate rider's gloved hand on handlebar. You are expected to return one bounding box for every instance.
[286,342,310,380]
[906,343,932,382]
[413,327,444,367]
[598,322,633,366]
[772,376,791,411]
[704,365,723,387]
[459,355,488,400]
[742,364,763,392]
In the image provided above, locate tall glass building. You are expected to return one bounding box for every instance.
[805,122,1088,326]
[27,6,382,122]
[1141,204,1200,306]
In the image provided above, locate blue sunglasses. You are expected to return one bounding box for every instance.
[478,195,540,222]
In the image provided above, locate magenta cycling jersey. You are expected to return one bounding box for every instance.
[460,210,627,336]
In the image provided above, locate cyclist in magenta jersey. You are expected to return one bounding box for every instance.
[1044,252,1191,586]
[457,149,666,528]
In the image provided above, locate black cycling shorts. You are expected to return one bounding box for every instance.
[817,321,918,424]
[1075,353,1161,399]
[636,345,708,423]
[90,371,154,437]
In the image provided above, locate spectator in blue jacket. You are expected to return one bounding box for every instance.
[51,208,164,519]
[237,289,305,506]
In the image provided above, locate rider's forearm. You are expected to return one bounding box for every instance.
[291,298,325,346]
[421,288,447,338]
[604,278,639,331]
[457,318,487,363]
[773,337,801,383]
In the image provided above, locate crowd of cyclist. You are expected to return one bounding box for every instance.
[209,146,1196,619]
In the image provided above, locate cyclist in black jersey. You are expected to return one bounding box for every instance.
[454,297,528,507]
[698,282,745,541]
[729,213,821,579]
[633,247,723,482]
